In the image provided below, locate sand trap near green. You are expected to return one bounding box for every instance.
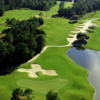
[17,78,68,94]
[18,64,58,78]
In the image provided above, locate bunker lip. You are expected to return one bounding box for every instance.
[17,64,58,78]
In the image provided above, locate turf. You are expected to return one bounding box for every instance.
[19,47,94,100]
[0,1,72,24]
[80,10,100,20]
[0,1,95,100]
[39,18,83,45]
[17,78,68,94]
[85,26,100,50]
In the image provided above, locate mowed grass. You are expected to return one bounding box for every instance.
[0,16,94,100]
[0,1,72,24]
[80,10,100,20]
[85,27,100,50]
[39,18,83,45]
[17,78,68,94]
[0,1,94,99]
[19,47,94,100]
[93,19,100,25]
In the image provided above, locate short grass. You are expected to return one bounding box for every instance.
[0,2,95,99]
[0,18,94,99]
[0,47,94,100]
[19,47,94,100]
[39,18,83,45]
[17,78,68,94]
[85,26,100,50]
[93,19,100,25]
[80,10,100,20]
[0,1,72,24]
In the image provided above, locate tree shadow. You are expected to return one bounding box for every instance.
[69,20,78,24]
[87,30,94,33]
[51,14,58,18]
[2,28,10,34]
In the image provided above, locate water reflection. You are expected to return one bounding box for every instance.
[67,47,100,100]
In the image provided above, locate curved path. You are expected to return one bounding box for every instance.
[17,18,99,100]
[28,18,97,63]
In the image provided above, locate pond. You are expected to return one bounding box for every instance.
[67,47,100,100]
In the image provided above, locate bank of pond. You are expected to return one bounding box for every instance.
[67,47,100,100]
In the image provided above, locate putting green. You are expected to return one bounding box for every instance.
[17,78,69,94]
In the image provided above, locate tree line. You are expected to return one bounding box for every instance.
[58,0,100,19]
[11,88,60,100]
[0,0,57,16]
[0,17,46,70]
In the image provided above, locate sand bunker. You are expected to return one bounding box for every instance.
[18,64,58,78]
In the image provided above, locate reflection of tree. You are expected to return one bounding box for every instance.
[76,46,85,51]
[73,32,89,47]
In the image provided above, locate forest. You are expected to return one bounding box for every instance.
[58,0,100,18]
[0,17,46,70]
[0,0,56,16]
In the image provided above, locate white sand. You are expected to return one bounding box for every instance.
[18,64,58,78]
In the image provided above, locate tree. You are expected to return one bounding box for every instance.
[11,88,23,100]
[59,2,64,10]
[0,6,4,16]
[38,17,44,25]
[15,42,30,61]
[71,15,79,22]
[39,12,43,17]
[4,32,14,43]
[88,25,96,30]
[36,34,46,53]
[77,33,90,40]
[24,88,35,100]
[24,88,33,95]
[11,88,35,100]
[46,90,60,100]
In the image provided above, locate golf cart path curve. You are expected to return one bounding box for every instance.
[28,18,98,63]
[18,18,98,78]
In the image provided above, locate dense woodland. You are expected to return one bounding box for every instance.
[0,0,56,16]
[0,17,46,70]
[58,0,100,18]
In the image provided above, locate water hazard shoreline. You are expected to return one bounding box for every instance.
[67,47,100,100]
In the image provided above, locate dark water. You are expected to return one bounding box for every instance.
[67,47,100,100]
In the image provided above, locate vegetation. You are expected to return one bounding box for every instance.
[11,88,34,100]
[0,16,94,100]
[0,0,57,16]
[0,1,97,100]
[46,90,60,100]
[0,17,46,70]
[85,26,100,50]
[58,0,100,19]
[39,18,83,45]
[73,32,89,47]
